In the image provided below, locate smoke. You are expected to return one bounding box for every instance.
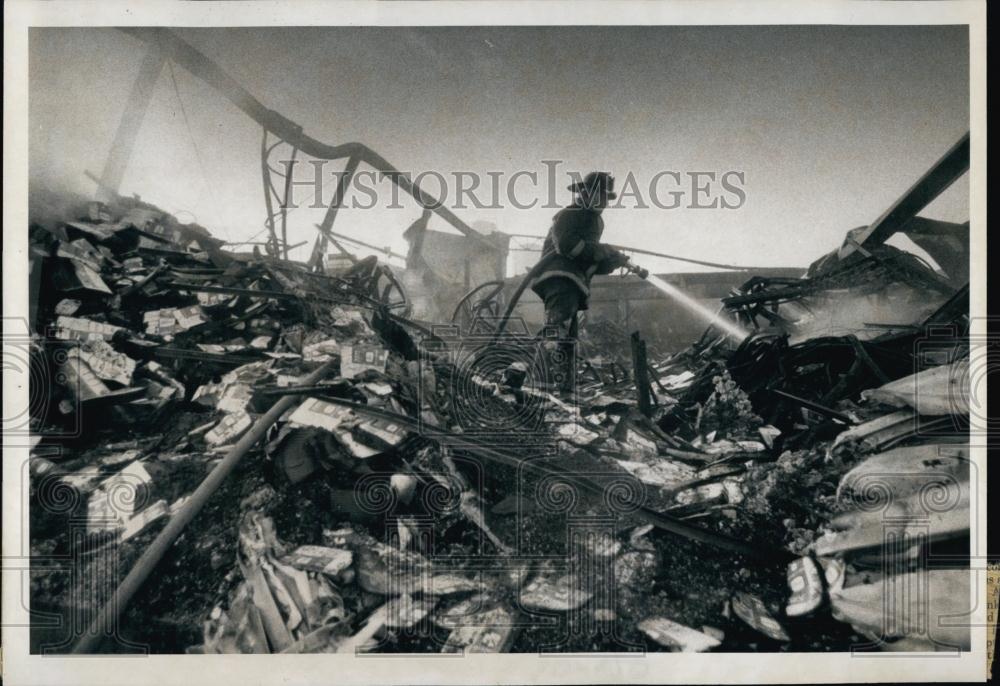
[782,285,948,345]
[28,169,93,227]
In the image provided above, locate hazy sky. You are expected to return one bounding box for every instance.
[29,25,969,274]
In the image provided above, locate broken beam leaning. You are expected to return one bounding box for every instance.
[71,359,340,654]
[96,44,165,201]
[838,132,970,260]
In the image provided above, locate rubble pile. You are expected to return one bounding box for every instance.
[28,192,971,654]
[647,226,972,651]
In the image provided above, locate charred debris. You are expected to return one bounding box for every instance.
[27,134,972,654]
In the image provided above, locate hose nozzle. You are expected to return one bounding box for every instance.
[625,259,649,279]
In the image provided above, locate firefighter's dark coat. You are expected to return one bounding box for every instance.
[529,205,625,310]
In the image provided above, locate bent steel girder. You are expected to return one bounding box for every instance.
[117,27,494,253]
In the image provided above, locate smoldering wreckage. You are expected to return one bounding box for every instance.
[25,32,974,657]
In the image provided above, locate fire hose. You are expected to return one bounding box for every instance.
[489,251,650,344]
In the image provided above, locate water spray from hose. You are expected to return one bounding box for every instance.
[642,272,748,341]
[491,254,747,344]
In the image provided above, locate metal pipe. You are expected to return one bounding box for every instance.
[312,226,407,262]
[279,146,299,260]
[309,156,360,271]
[260,128,279,255]
[70,359,338,654]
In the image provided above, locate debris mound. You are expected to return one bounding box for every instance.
[28,185,971,654]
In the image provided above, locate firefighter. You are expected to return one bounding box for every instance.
[529,171,629,392]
